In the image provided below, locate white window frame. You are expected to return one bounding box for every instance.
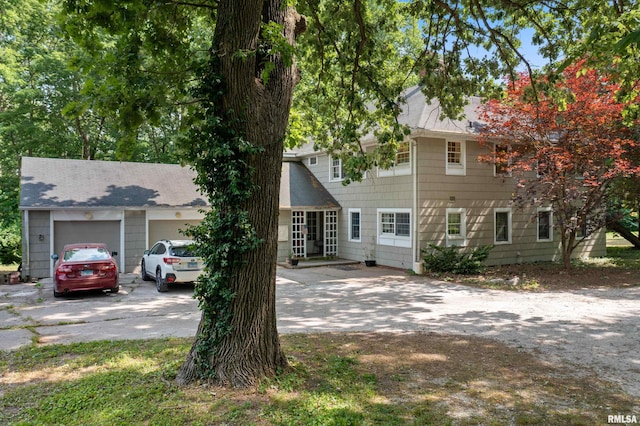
[377,208,411,248]
[537,207,553,242]
[575,217,589,239]
[348,208,362,242]
[329,156,344,182]
[378,141,411,177]
[308,156,318,166]
[446,140,466,176]
[536,160,549,178]
[446,207,467,246]
[494,143,512,177]
[494,208,512,245]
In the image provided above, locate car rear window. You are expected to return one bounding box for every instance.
[64,248,111,262]
[170,246,196,257]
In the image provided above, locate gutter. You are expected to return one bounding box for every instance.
[22,210,29,281]
[412,138,423,274]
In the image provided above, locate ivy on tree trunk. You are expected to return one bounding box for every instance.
[176,0,305,387]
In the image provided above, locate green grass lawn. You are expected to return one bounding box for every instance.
[1,334,636,425]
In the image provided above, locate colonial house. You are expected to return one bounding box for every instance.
[281,86,605,272]
[19,86,605,278]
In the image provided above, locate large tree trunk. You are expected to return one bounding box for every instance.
[608,219,640,249]
[176,0,305,387]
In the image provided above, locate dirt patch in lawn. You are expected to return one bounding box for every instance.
[278,332,637,424]
[428,262,640,291]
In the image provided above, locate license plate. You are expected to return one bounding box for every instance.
[187,262,198,269]
[81,270,93,276]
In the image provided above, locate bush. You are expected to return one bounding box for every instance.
[0,223,21,265]
[422,243,494,274]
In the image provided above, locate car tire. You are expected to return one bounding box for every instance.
[53,287,62,298]
[141,260,152,281]
[156,268,169,292]
[110,286,120,294]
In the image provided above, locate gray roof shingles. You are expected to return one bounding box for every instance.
[280,161,340,210]
[20,157,207,209]
[20,157,340,211]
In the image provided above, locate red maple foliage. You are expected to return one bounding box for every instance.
[477,60,640,268]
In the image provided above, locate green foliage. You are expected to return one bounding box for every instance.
[58,0,214,162]
[0,175,20,265]
[608,207,638,233]
[567,1,640,121]
[292,0,576,182]
[0,222,21,265]
[259,21,295,84]
[422,243,494,275]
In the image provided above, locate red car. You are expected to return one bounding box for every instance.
[51,243,119,297]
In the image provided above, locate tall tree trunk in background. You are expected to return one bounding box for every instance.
[176,0,305,387]
[609,219,640,249]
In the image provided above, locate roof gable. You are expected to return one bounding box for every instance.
[400,86,482,133]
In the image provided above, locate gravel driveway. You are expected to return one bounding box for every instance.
[277,265,640,398]
[1,264,638,398]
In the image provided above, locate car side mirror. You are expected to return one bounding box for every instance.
[143,250,150,255]
[111,251,118,256]
[51,254,59,261]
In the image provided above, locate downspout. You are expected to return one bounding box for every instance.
[23,210,30,281]
[412,138,423,274]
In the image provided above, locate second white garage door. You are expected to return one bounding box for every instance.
[148,219,201,247]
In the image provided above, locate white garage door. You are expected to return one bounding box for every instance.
[148,220,201,247]
[54,221,121,257]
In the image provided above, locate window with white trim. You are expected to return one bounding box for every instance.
[308,156,317,166]
[494,144,511,177]
[330,157,344,181]
[494,208,512,244]
[396,142,410,165]
[378,141,411,177]
[536,158,550,178]
[446,208,467,246]
[575,218,589,239]
[537,208,553,242]
[446,140,466,175]
[377,208,411,248]
[348,209,361,242]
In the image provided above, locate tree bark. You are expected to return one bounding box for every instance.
[608,220,640,249]
[176,0,305,387]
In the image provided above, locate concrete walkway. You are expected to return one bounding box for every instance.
[1,264,639,398]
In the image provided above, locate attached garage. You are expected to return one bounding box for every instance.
[20,157,208,279]
[19,156,338,278]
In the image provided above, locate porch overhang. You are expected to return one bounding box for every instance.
[279,160,341,211]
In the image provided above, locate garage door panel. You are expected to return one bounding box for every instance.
[148,220,200,247]
[54,221,121,257]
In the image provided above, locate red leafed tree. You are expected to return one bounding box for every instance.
[478,60,640,268]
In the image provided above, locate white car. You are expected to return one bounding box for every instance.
[141,239,204,292]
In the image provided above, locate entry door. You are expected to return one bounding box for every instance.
[305,212,324,255]
[324,211,337,256]
[291,211,306,258]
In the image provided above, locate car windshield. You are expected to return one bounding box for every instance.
[170,245,196,257]
[64,248,110,262]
